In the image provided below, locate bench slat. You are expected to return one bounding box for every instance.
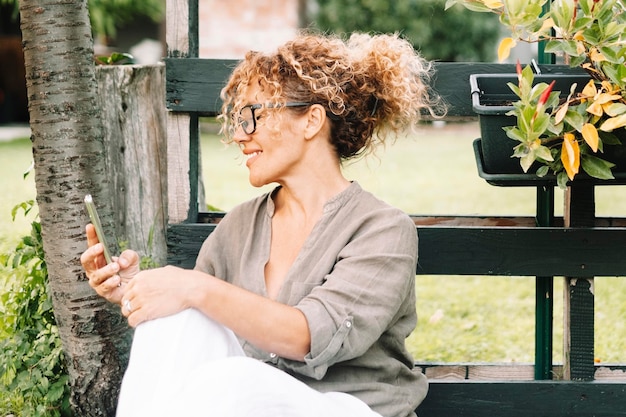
[166,221,626,276]
[417,226,626,276]
[417,381,626,417]
[164,60,581,117]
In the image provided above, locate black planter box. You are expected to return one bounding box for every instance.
[469,73,592,175]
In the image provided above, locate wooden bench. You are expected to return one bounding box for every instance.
[163,5,626,415]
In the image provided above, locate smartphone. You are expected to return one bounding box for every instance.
[84,194,113,264]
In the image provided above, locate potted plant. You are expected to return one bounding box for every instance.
[446,0,626,188]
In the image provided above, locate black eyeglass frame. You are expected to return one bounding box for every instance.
[235,102,311,135]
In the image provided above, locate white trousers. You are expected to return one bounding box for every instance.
[116,309,382,417]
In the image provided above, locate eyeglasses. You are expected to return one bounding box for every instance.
[234,102,311,135]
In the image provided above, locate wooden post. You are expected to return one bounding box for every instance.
[166,0,202,224]
[96,64,168,266]
[562,184,595,380]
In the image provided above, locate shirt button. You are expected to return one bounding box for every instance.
[345,321,352,328]
[269,353,277,358]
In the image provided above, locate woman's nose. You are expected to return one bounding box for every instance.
[232,126,249,144]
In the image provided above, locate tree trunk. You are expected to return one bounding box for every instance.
[19,1,132,415]
[95,64,168,266]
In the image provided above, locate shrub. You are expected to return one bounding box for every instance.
[0,200,70,417]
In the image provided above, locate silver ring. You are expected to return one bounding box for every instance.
[124,299,132,313]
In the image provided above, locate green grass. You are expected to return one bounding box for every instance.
[2,123,626,364]
[0,137,37,254]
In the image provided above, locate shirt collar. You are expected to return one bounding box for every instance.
[264,181,361,218]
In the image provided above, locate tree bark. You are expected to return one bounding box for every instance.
[19,0,132,415]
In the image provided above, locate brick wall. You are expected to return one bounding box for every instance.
[199,0,302,58]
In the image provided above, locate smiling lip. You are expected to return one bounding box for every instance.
[245,150,262,167]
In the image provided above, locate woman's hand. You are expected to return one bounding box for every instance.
[120,265,202,327]
[81,223,140,305]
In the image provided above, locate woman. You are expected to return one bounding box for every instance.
[82,32,443,417]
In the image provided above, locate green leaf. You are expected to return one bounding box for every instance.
[572,16,594,31]
[581,26,600,44]
[529,82,550,101]
[532,112,551,135]
[507,82,521,97]
[47,379,67,402]
[564,110,585,131]
[604,103,626,117]
[600,46,621,64]
[544,40,564,54]
[557,171,570,189]
[462,2,496,12]
[599,131,622,146]
[604,21,626,40]
[536,165,550,177]
[551,0,574,31]
[520,150,536,172]
[512,142,530,158]
[535,144,554,162]
[581,154,616,179]
[560,40,580,57]
[444,0,459,10]
[504,126,527,142]
[569,54,587,67]
[109,52,135,64]
[547,120,564,136]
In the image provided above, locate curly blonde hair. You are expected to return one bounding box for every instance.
[220,32,445,160]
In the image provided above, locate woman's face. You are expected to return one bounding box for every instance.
[232,84,309,188]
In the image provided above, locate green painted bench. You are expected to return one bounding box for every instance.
[162,3,626,414]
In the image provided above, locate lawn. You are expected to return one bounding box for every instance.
[0,137,37,254]
[2,121,626,364]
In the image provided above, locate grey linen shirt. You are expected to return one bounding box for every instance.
[194,181,427,417]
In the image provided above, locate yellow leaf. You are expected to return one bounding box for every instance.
[581,80,597,98]
[554,102,569,124]
[540,18,555,32]
[573,30,585,41]
[590,48,606,63]
[581,123,599,152]
[595,92,621,105]
[587,100,604,117]
[483,0,504,8]
[586,93,621,117]
[604,102,626,117]
[561,133,580,181]
[600,114,626,131]
[498,37,517,62]
[601,81,617,93]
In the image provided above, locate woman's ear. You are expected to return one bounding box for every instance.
[303,104,327,140]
